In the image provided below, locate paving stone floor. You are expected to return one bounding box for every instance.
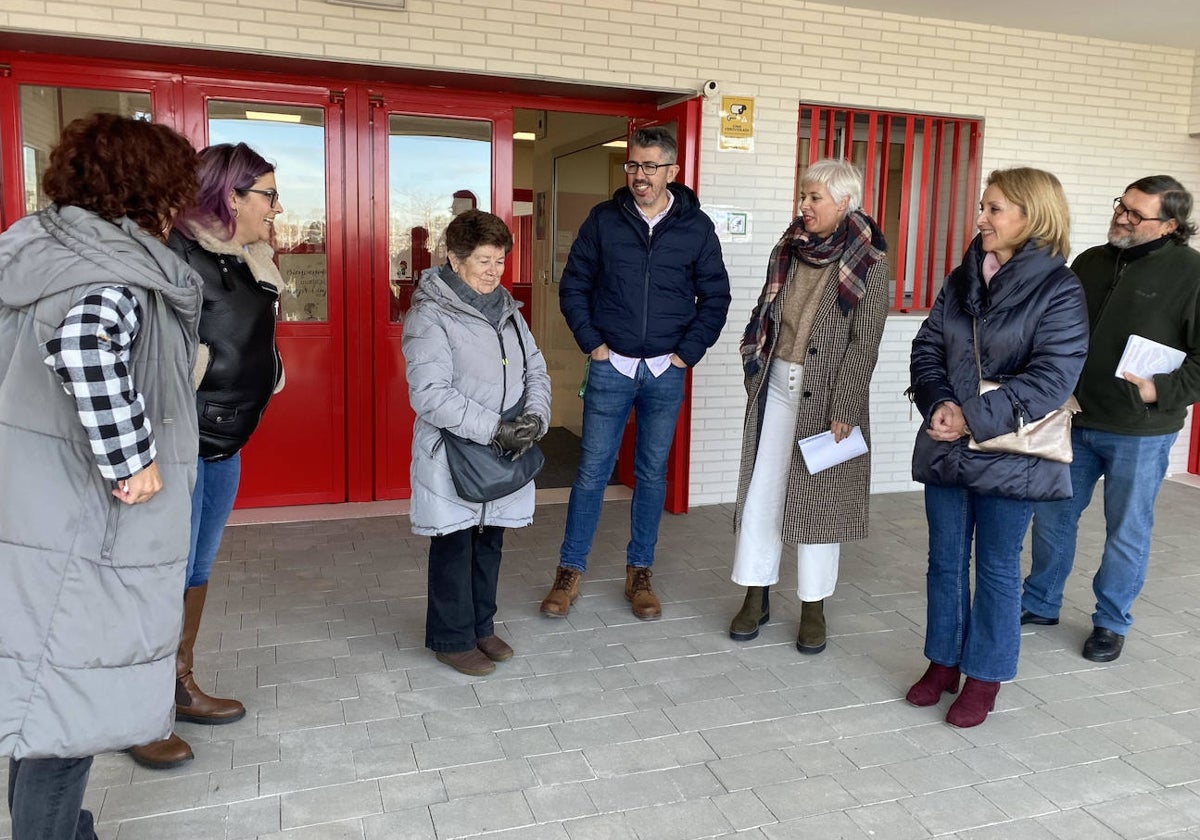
[5,482,1200,839]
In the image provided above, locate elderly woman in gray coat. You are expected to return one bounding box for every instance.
[729,159,891,655]
[403,210,551,677]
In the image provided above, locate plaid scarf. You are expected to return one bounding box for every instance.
[741,210,887,376]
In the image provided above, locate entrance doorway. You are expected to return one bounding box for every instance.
[0,47,702,510]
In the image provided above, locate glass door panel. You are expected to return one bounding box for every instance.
[20,86,152,214]
[386,115,491,322]
[208,101,330,323]
[374,110,497,500]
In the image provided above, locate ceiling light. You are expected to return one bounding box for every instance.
[603,139,627,148]
[245,111,302,123]
[513,131,537,141]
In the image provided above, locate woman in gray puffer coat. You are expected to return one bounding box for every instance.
[403,210,550,677]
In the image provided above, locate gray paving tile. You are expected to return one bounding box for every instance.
[280,779,382,829]
[427,789,533,837]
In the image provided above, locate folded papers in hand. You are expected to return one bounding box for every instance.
[798,426,868,474]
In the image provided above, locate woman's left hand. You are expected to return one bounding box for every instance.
[829,421,852,442]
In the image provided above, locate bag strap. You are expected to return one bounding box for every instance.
[495,312,529,414]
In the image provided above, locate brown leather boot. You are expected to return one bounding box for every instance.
[796,599,827,654]
[129,731,193,770]
[625,565,661,621]
[540,566,582,617]
[729,586,770,641]
[175,584,246,725]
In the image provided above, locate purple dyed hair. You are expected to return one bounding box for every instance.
[177,142,274,239]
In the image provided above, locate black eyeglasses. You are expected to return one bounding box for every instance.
[240,187,280,208]
[1112,197,1166,226]
[623,161,673,175]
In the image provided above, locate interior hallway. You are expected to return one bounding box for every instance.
[6,482,1200,839]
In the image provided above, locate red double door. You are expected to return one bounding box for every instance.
[0,52,701,510]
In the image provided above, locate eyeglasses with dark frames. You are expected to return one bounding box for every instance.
[623,161,674,175]
[1112,197,1166,226]
[239,187,280,208]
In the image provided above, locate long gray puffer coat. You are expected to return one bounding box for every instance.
[403,267,551,536]
[0,205,200,759]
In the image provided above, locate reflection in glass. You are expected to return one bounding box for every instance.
[388,115,491,322]
[20,86,152,214]
[208,102,328,322]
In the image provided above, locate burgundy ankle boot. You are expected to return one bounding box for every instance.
[945,677,1000,728]
[905,662,961,707]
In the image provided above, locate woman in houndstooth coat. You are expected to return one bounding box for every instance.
[728,159,891,655]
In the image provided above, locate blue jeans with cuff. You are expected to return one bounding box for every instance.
[559,358,685,572]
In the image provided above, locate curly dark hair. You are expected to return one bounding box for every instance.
[41,113,199,236]
[444,209,513,259]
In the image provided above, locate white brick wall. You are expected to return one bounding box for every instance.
[4,0,1199,501]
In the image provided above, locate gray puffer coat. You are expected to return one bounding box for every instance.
[403,268,551,535]
[0,206,200,759]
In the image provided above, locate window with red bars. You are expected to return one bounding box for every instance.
[797,105,983,312]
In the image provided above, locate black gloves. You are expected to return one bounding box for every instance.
[492,413,544,460]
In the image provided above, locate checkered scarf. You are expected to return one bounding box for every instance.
[741,210,887,376]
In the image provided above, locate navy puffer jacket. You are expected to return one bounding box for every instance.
[558,183,731,367]
[910,235,1089,500]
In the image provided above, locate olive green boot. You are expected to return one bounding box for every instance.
[796,599,827,654]
[729,586,769,641]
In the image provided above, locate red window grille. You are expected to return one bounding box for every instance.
[797,105,983,311]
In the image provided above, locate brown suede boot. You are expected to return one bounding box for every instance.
[540,566,582,617]
[729,586,770,641]
[175,584,246,725]
[128,731,193,770]
[625,565,661,620]
[796,599,827,654]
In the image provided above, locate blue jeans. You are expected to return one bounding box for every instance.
[559,359,685,572]
[1025,427,1176,634]
[923,485,1033,682]
[187,453,242,588]
[8,756,97,840]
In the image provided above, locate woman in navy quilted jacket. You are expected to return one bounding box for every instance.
[906,168,1088,727]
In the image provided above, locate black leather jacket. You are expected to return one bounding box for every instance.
[168,230,281,460]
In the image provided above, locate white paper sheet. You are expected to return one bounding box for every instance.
[1114,334,1185,380]
[797,426,869,474]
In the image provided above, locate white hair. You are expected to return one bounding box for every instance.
[802,158,864,212]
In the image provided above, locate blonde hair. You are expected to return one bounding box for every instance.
[986,167,1071,257]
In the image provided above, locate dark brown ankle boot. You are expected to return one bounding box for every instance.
[729,586,769,641]
[796,599,826,654]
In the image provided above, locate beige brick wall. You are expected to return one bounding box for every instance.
[5,0,1199,500]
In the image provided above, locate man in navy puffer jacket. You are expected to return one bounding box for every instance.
[540,126,731,621]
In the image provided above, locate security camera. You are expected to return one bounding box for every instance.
[702,80,720,98]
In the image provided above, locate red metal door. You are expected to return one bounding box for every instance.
[367,91,513,501]
[180,80,349,507]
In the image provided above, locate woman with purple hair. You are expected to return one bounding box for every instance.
[130,142,285,769]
